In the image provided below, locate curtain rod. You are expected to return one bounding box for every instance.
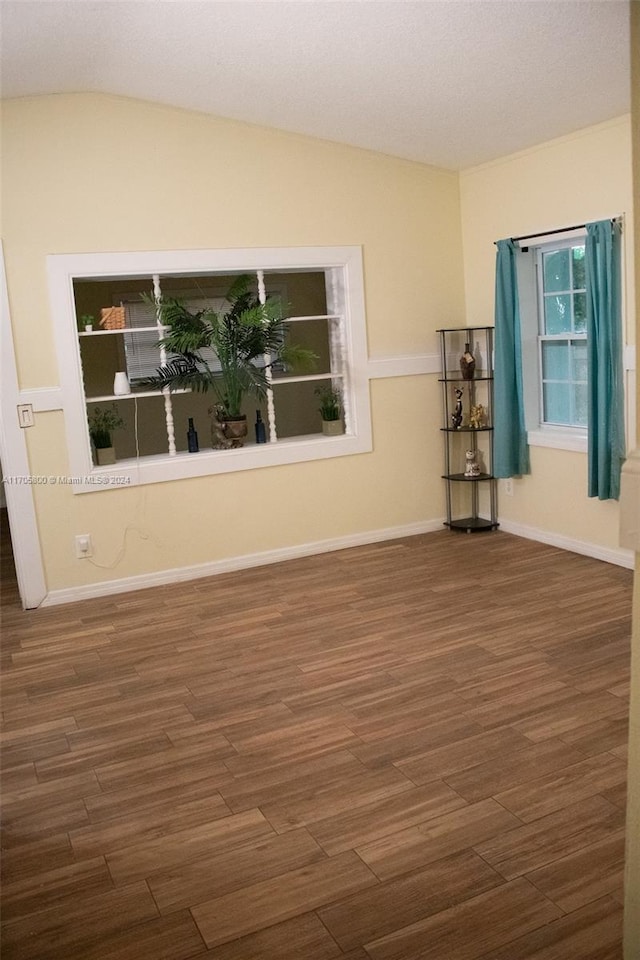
[511,223,586,243]
[501,215,622,245]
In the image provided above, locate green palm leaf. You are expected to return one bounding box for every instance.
[143,276,317,417]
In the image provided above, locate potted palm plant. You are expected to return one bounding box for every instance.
[315,385,343,435]
[144,275,317,448]
[88,405,124,465]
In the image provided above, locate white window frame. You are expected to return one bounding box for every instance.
[518,232,589,453]
[48,246,372,494]
[536,238,587,431]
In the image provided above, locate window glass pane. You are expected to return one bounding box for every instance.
[88,396,172,460]
[272,379,332,438]
[571,340,588,381]
[572,383,588,427]
[124,326,162,383]
[271,318,331,379]
[543,249,570,293]
[573,292,586,333]
[572,246,585,289]
[542,340,569,380]
[536,242,588,432]
[543,382,570,425]
[544,295,571,334]
[266,270,327,317]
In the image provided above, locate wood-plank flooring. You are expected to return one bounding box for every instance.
[0,526,632,959]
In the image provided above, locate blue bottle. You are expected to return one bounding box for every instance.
[255,410,266,443]
[187,417,199,452]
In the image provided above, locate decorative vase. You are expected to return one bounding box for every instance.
[460,343,476,380]
[96,446,116,465]
[113,372,131,396]
[209,406,248,449]
[322,419,343,436]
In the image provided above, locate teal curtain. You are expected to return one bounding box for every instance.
[585,220,625,500]
[493,239,530,477]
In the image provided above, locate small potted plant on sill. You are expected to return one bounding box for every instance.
[78,314,95,333]
[88,405,124,465]
[143,275,317,449]
[315,385,343,436]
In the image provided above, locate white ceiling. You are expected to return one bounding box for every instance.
[0,0,630,170]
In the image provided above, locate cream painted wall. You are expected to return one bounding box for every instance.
[1,94,464,590]
[460,116,634,553]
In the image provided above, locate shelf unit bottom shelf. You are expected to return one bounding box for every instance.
[445,518,499,534]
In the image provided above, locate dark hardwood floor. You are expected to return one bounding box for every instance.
[0,527,632,959]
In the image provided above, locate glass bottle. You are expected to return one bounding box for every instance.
[255,410,267,443]
[187,417,199,453]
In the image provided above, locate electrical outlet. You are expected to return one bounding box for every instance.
[504,479,513,496]
[75,534,93,558]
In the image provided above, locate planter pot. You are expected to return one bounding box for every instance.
[322,419,344,436]
[209,408,248,449]
[96,446,116,465]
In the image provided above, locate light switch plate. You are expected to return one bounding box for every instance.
[17,403,34,428]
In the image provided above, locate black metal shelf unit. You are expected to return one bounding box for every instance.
[438,326,498,533]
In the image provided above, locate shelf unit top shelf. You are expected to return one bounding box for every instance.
[437,326,494,333]
[79,325,169,336]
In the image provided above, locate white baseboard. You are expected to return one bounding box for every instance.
[40,515,633,607]
[498,519,635,570]
[41,519,445,606]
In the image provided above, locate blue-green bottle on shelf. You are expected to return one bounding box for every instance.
[255,410,267,443]
[187,417,199,453]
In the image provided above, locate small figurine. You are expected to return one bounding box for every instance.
[451,388,463,429]
[469,403,486,429]
[464,450,481,477]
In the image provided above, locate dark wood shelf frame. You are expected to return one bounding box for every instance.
[437,326,498,534]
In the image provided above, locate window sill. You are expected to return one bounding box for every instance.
[71,431,371,494]
[527,428,587,453]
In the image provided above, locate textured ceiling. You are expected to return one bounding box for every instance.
[0,0,631,170]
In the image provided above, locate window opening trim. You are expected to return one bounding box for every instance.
[49,246,372,494]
